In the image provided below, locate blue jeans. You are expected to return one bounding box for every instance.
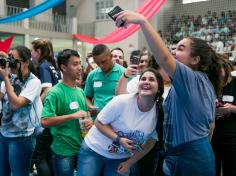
[0,133,36,176]
[52,152,77,176]
[77,141,130,176]
[163,137,215,176]
[32,128,54,176]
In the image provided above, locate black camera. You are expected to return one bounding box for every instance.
[0,56,7,68]
[0,55,19,69]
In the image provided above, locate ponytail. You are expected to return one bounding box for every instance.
[31,39,58,70]
[156,96,164,149]
[188,37,231,96]
[43,39,59,70]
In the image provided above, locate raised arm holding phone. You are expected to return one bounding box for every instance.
[114,10,227,175]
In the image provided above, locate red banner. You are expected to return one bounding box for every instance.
[73,0,166,44]
[0,35,14,53]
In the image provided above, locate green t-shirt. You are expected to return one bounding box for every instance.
[42,82,88,156]
[84,63,125,110]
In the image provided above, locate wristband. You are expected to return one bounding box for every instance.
[123,72,129,79]
[114,135,120,145]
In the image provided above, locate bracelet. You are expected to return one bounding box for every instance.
[114,135,120,145]
[123,72,129,79]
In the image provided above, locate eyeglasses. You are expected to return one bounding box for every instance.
[11,56,23,63]
[112,54,123,60]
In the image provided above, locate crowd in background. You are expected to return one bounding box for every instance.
[167,10,236,56]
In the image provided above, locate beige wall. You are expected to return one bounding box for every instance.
[0,0,6,17]
[76,0,163,60]
[32,0,53,22]
[137,0,173,52]
[66,0,80,17]
[96,0,140,60]
[77,0,96,23]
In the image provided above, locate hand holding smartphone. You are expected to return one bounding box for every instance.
[216,99,224,108]
[88,106,100,116]
[107,6,125,27]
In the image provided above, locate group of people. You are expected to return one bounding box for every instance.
[168,10,236,55]
[0,9,236,176]
[170,10,235,39]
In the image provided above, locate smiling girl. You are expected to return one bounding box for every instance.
[77,68,164,176]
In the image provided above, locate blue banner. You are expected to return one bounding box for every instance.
[0,0,64,24]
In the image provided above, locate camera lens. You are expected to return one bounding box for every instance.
[0,57,7,68]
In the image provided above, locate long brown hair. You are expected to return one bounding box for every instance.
[188,37,229,96]
[139,68,165,175]
[31,39,58,70]
[139,68,164,144]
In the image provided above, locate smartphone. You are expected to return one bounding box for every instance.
[216,100,224,108]
[130,55,140,65]
[88,106,101,116]
[107,6,124,27]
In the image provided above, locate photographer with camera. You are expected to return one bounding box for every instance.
[0,51,8,123]
[0,46,42,176]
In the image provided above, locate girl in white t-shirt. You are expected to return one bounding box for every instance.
[77,68,164,176]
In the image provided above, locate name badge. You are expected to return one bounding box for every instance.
[222,95,234,103]
[69,102,79,110]
[94,81,102,87]
[231,71,236,77]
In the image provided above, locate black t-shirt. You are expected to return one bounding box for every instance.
[212,76,236,144]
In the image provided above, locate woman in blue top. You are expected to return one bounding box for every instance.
[31,39,61,176]
[31,39,61,101]
[114,11,227,175]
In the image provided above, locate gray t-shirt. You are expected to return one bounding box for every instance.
[163,61,215,149]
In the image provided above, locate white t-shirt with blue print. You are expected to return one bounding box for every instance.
[85,93,158,159]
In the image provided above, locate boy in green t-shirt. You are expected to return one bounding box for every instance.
[41,49,93,176]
